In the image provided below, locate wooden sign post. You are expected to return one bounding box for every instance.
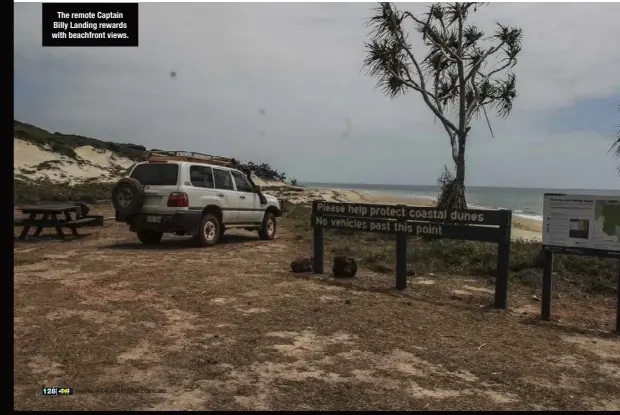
[311,201,512,309]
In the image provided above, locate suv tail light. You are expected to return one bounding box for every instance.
[167,192,189,207]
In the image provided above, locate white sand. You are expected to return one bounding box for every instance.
[252,176,290,188]
[14,139,135,185]
[14,139,69,168]
[74,146,134,170]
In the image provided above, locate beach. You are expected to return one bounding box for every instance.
[254,179,543,242]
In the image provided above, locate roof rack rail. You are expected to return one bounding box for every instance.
[145,150,237,168]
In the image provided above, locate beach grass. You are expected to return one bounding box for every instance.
[13,177,115,204]
[285,204,619,295]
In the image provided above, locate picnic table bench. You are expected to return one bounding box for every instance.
[14,203,104,240]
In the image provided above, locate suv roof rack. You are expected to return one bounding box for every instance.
[145,150,237,168]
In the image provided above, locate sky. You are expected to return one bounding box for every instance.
[13,2,620,189]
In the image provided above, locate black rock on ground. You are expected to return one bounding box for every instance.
[332,255,357,279]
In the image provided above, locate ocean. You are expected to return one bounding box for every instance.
[300,182,620,222]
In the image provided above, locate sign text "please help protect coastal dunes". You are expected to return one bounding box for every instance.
[314,202,503,226]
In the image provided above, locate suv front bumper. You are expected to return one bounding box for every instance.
[126,211,202,234]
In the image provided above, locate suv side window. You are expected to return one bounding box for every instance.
[213,168,235,191]
[189,165,214,188]
[231,170,254,193]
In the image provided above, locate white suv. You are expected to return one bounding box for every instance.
[112,151,283,246]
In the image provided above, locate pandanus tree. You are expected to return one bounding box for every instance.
[363,2,523,209]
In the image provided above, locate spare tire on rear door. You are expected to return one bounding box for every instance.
[112,178,145,216]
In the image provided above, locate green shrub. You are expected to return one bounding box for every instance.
[14,120,147,161]
[14,178,114,204]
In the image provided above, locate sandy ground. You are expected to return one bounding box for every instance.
[13,204,619,411]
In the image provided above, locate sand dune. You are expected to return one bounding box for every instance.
[14,139,134,184]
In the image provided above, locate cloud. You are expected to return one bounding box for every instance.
[469,3,620,111]
[13,2,620,189]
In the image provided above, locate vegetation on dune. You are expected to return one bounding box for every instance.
[230,160,287,181]
[14,120,147,161]
[14,120,287,181]
[285,205,619,295]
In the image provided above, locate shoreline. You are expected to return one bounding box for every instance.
[263,182,542,242]
[344,189,543,240]
[358,190,544,222]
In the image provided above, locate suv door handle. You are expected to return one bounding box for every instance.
[217,193,224,198]
[240,195,246,199]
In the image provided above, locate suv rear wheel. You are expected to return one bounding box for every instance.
[258,212,276,240]
[137,230,163,245]
[112,178,145,216]
[194,213,220,246]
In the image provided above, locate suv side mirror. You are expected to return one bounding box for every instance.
[254,185,262,193]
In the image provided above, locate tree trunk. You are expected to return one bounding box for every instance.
[438,137,468,210]
[453,155,467,209]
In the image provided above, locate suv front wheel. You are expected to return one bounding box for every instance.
[258,212,276,240]
[194,213,220,247]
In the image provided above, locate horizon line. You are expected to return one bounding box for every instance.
[298,181,620,192]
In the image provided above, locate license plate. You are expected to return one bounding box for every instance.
[146,216,161,223]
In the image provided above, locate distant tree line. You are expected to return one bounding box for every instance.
[230,160,287,181]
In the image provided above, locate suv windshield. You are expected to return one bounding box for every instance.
[130,163,179,186]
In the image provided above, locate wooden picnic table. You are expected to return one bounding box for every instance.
[14,203,104,240]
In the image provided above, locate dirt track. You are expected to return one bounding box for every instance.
[13,204,620,410]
